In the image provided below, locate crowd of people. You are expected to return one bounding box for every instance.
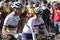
[0,0,60,40]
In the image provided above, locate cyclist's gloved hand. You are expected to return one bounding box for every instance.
[13,34,18,38]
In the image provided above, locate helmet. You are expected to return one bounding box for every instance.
[11,2,23,9]
[34,7,43,14]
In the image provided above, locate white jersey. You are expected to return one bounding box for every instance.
[23,16,45,34]
[3,11,20,34]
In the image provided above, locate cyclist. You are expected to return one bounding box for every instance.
[22,7,49,40]
[2,2,21,40]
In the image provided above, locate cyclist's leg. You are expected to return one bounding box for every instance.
[21,33,28,40]
[22,33,33,40]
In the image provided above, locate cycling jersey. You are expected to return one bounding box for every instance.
[23,16,45,34]
[3,11,20,34]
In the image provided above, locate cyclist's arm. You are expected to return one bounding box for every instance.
[17,20,21,31]
[2,25,14,35]
[28,19,35,32]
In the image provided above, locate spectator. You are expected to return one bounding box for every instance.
[26,1,35,17]
[52,2,60,35]
[0,1,12,29]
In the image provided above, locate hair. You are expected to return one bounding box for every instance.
[42,0,47,4]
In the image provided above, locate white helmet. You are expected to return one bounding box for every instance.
[11,2,21,8]
[34,7,43,14]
